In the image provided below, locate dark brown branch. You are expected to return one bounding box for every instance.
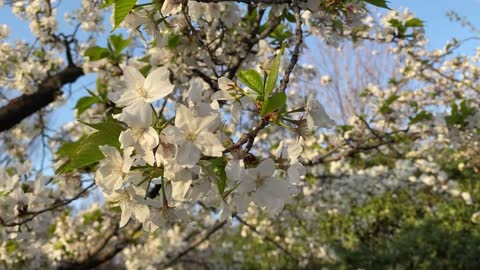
[0,65,84,132]
[301,130,419,166]
[160,220,228,268]
[224,8,280,79]
[0,182,95,227]
[192,0,295,4]
[223,117,270,153]
[57,224,143,270]
[278,4,303,93]
[234,214,298,263]
[55,183,160,269]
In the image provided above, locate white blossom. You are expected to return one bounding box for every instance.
[95,146,134,195]
[114,66,174,127]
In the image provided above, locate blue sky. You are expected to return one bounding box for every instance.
[1,1,480,172]
[389,0,480,51]
[2,1,479,49]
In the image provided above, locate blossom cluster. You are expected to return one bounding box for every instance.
[1,0,479,269]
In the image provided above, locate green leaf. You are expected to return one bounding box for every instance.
[270,24,292,42]
[83,209,103,225]
[139,64,151,77]
[56,120,125,173]
[409,111,432,125]
[237,69,264,95]
[84,46,111,61]
[363,0,391,9]
[109,34,131,52]
[285,12,296,23]
[264,43,286,99]
[222,181,240,199]
[167,34,181,49]
[113,0,137,30]
[445,102,461,127]
[209,158,228,195]
[47,224,57,238]
[78,120,125,135]
[379,95,399,115]
[445,101,475,128]
[5,240,18,254]
[388,18,403,28]
[339,125,354,134]
[262,92,286,115]
[32,49,46,59]
[75,96,101,116]
[101,0,115,8]
[56,137,84,157]
[405,18,424,28]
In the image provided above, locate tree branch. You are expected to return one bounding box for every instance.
[279,4,303,93]
[0,182,95,227]
[55,183,162,269]
[0,65,84,132]
[234,214,298,263]
[160,220,228,268]
[192,0,295,4]
[223,117,270,154]
[224,7,281,79]
[57,224,143,270]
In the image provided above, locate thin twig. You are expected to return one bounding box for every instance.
[279,3,303,93]
[234,214,298,263]
[161,220,228,268]
[223,117,269,154]
[0,183,95,227]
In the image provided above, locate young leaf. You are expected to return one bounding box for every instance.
[109,34,131,53]
[409,110,432,125]
[101,0,116,8]
[264,43,286,99]
[209,158,228,195]
[113,0,137,30]
[379,95,399,115]
[139,64,151,77]
[167,34,181,49]
[56,120,125,173]
[56,138,84,158]
[405,18,424,28]
[237,69,264,95]
[363,0,391,9]
[262,92,287,115]
[270,24,292,42]
[75,96,101,116]
[84,46,111,61]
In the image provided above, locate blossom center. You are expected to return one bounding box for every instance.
[136,84,150,100]
[256,176,266,188]
[113,190,130,204]
[131,128,146,140]
[186,130,197,142]
[113,166,124,176]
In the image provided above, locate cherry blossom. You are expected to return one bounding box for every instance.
[114,66,174,127]
[162,104,224,167]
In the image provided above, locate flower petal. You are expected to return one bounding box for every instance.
[226,159,244,182]
[133,204,150,223]
[119,204,132,227]
[161,0,182,16]
[176,141,201,167]
[218,77,234,91]
[174,104,192,130]
[197,131,224,157]
[144,66,174,102]
[257,159,275,178]
[123,66,145,92]
[171,179,192,201]
[115,100,152,128]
